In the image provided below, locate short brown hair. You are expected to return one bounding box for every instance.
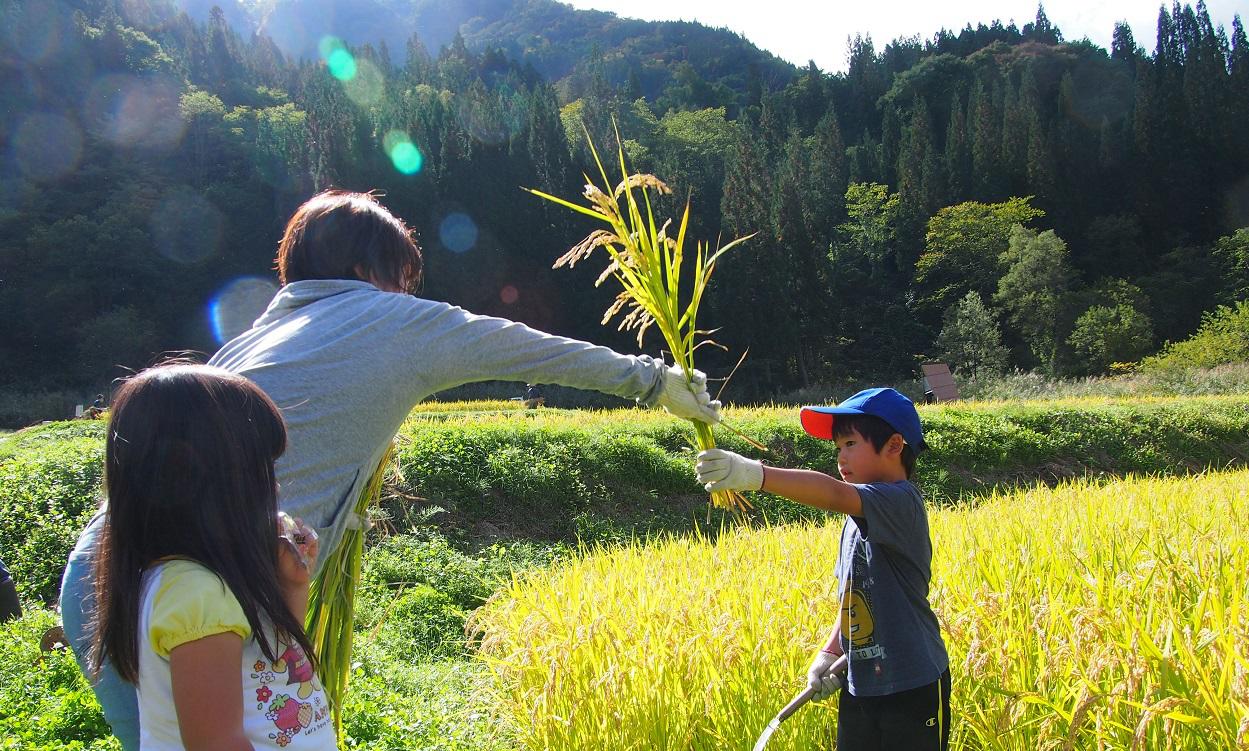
[276,190,422,292]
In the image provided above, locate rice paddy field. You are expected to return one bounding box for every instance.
[474,471,1249,750]
[2,396,1248,749]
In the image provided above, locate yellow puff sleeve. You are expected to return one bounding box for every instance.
[147,559,253,658]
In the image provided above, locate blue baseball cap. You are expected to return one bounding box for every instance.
[800,387,927,451]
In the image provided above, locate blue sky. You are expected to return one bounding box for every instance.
[562,0,1248,72]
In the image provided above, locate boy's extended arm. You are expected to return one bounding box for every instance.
[695,449,862,516]
[760,465,863,517]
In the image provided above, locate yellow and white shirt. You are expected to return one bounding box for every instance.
[136,559,336,750]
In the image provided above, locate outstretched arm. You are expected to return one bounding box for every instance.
[695,449,861,516]
[397,300,720,422]
[758,465,862,517]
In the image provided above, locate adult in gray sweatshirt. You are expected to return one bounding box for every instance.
[61,190,721,749]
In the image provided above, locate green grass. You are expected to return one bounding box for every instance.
[0,609,118,751]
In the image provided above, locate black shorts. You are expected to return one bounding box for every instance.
[837,669,951,751]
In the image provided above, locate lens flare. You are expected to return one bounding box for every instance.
[383,130,423,175]
[328,49,356,80]
[317,35,343,59]
[209,277,278,345]
[454,90,527,146]
[84,74,184,150]
[390,142,422,174]
[150,187,224,264]
[12,112,82,183]
[318,36,358,81]
[4,2,65,63]
[500,285,519,304]
[439,212,478,254]
[343,57,384,106]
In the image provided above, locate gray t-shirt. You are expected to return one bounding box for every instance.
[835,480,949,697]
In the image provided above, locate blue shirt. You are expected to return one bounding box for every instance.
[835,480,949,697]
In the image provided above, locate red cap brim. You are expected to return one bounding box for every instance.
[800,408,836,440]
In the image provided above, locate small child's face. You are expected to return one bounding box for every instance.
[833,428,898,484]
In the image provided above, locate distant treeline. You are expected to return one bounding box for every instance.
[1,0,1246,403]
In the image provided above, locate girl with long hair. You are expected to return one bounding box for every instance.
[89,364,334,750]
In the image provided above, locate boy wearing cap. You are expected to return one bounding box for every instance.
[696,387,950,750]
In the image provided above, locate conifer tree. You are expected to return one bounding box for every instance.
[969,77,1001,198]
[1000,79,1027,192]
[936,291,1010,379]
[945,91,970,199]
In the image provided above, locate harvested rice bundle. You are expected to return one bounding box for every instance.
[528,127,755,512]
[305,441,396,733]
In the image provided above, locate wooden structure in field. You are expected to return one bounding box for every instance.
[921,362,960,402]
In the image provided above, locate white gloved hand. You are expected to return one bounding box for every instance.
[695,448,763,492]
[806,650,846,702]
[655,365,721,424]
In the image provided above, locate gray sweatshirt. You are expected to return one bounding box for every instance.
[205,279,668,570]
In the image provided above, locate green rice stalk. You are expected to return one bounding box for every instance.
[527,124,755,512]
[306,440,396,734]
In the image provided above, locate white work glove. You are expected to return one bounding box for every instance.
[654,365,721,424]
[806,650,845,702]
[695,448,763,493]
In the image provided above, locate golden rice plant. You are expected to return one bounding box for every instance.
[306,440,396,733]
[472,470,1249,750]
[527,126,755,512]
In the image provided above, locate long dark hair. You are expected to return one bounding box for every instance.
[89,364,316,683]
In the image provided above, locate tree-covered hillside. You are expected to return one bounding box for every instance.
[169,0,799,108]
[1,0,1246,422]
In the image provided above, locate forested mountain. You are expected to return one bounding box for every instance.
[1,0,1247,415]
[163,0,799,109]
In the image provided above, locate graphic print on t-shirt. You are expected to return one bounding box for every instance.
[250,639,331,746]
[841,586,885,660]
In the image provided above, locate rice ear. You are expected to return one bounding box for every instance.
[528,117,757,512]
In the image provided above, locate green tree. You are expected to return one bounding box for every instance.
[914,197,1044,314]
[838,182,900,274]
[827,183,918,377]
[75,307,160,384]
[1000,80,1028,191]
[935,291,1010,379]
[1141,300,1249,371]
[655,107,733,218]
[1066,304,1154,374]
[968,77,1001,198]
[1214,227,1249,304]
[945,91,970,198]
[806,108,848,239]
[995,225,1074,371]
